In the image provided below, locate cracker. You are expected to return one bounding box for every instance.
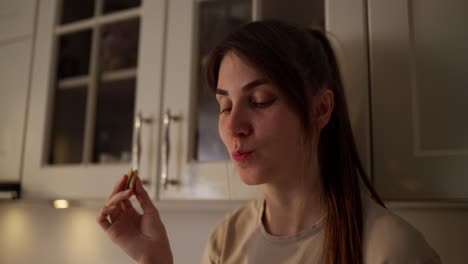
[126,168,138,190]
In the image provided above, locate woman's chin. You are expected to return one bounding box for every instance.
[237,170,266,185]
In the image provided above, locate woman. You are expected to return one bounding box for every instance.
[97,21,440,264]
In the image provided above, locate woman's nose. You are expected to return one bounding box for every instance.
[227,107,253,138]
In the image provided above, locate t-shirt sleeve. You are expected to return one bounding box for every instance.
[201,216,228,264]
[201,232,218,264]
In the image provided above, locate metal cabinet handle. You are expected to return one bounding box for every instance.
[132,111,152,185]
[161,109,181,189]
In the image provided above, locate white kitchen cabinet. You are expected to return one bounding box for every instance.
[23,0,166,199]
[0,0,37,43]
[369,0,468,200]
[0,0,37,189]
[0,40,33,183]
[21,0,374,201]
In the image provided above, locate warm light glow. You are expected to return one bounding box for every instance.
[0,192,14,199]
[53,199,70,209]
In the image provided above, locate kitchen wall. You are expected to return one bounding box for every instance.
[0,200,225,264]
[1,200,467,264]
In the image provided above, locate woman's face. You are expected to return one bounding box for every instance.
[216,53,307,186]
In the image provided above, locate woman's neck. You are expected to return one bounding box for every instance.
[261,164,324,236]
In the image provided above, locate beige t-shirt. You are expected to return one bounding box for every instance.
[202,195,441,263]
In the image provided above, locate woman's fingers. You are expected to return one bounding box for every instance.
[121,198,132,210]
[106,189,133,207]
[107,204,122,222]
[97,204,123,229]
[99,174,127,231]
[107,174,128,201]
[99,174,139,229]
[121,198,139,216]
[97,205,115,230]
[134,176,157,215]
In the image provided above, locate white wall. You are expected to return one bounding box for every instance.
[0,201,226,264]
[0,201,467,264]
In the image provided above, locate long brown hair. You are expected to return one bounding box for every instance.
[205,20,384,264]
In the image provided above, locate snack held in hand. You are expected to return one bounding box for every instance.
[126,168,138,190]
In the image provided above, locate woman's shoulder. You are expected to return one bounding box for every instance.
[362,195,441,263]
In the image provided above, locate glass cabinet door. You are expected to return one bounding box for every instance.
[49,1,140,165]
[160,0,257,200]
[23,0,166,199]
[195,0,252,162]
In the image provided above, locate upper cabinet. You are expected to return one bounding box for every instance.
[369,0,468,200]
[0,40,34,184]
[22,0,372,201]
[0,0,37,42]
[23,0,166,199]
[0,0,37,186]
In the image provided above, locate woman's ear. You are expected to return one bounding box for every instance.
[312,89,334,129]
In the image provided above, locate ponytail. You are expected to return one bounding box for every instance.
[306,28,385,264]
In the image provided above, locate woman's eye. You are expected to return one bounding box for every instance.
[219,107,232,115]
[252,99,276,108]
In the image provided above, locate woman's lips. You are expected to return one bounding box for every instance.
[232,150,254,162]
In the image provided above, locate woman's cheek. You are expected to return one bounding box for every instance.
[218,118,230,149]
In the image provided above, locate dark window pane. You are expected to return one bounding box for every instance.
[100,18,140,71]
[60,0,95,25]
[103,0,141,14]
[93,79,136,163]
[57,30,92,78]
[49,86,87,164]
[195,0,252,161]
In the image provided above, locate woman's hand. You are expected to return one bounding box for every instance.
[97,174,173,264]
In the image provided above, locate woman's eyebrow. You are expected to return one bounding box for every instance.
[216,78,269,96]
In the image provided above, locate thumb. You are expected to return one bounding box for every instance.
[134,176,158,215]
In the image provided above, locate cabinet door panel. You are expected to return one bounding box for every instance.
[369,0,468,200]
[160,0,259,200]
[0,0,36,42]
[0,40,32,182]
